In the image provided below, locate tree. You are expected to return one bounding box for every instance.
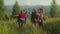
[0,0,5,20]
[12,1,20,16]
[50,0,58,18]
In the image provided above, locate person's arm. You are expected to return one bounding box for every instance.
[13,14,19,17]
[24,10,29,15]
[15,15,18,16]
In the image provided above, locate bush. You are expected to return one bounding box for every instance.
[4,13,12,20]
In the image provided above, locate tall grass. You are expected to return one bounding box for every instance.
[0,18,60,34]
[44,18,60,34]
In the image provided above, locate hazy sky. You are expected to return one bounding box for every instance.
[4,0,60,6]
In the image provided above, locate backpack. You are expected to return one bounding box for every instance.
[40,13,44,20]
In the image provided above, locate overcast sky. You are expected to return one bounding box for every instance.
[4,0,60,6]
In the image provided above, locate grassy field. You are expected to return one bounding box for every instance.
[0,18,60,34]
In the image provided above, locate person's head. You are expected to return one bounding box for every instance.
[38,8,43,13]
[20,10,24,14]
[32,9,36,12]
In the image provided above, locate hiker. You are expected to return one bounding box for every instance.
[17,10,26,31]
[38,8,45,34]
[30,9,38,28]
[17,9,29,32]
[30,9,39,34]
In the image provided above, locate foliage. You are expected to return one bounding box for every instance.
[50,0,58,18]
[12,1,20,15]
[0,18,60,34]
[0,0,5,20]
[5,13,12,20]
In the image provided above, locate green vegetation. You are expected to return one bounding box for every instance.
[45,18,60,34]
[0,18,60,34]
[0,0,60,34]
[12,1,20,16]
[50,0,58,17]
[0,0,5,20]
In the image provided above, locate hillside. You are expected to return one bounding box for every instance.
[6,5,60,17]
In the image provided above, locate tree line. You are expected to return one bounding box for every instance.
[0,0,59,20]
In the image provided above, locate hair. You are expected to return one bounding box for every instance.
[20,9,25,14]
[32,9,36,12]
[20,11,22,13]
[38,8,43,13]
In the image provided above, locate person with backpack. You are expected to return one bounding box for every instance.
[30,9,38,27]
[30,9,39,34]
[38,8,45,34]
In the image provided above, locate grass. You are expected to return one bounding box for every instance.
[0,18,60,34]
[44,18,60,34]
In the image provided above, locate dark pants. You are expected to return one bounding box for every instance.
[38,19,44,31]
[38,20,43,26]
